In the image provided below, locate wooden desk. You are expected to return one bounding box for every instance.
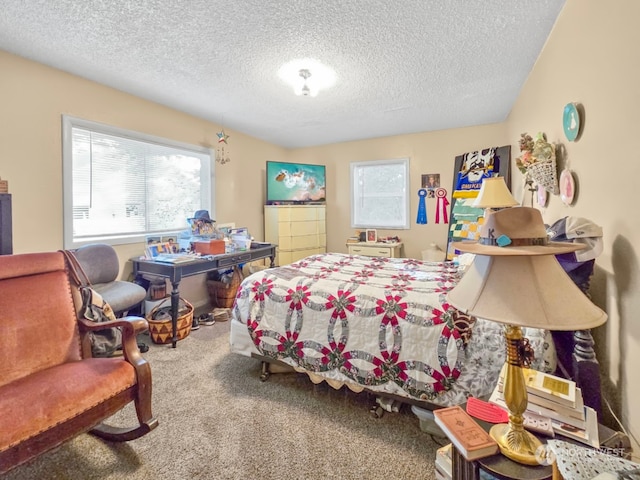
[132,244,276,347]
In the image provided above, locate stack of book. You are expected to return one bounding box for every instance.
[435,443,452,480]
[489,365,599,448]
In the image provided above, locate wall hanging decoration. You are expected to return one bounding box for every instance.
[416,188,428,224]
[516,132,558,196]
[447,145,511,259]
[445,198,484,260]
[421,173,440,192]
[453,147,498,198]
[216,128,231,164]
[563,102,582,142]
[537,184,548,208]
[559,168,575,205]
[435,187,449,224]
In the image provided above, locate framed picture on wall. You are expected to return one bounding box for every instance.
[366,229,377,243]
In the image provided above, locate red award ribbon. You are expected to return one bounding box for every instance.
[435,188,449,224]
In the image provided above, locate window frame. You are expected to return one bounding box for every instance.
[350,157,410,230]
[62,115,214,249]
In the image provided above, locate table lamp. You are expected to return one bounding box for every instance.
[472,175,519,211]
[446,207,607,465]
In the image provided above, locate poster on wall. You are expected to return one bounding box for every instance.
[453,147,509,198]
[446,145,511,259]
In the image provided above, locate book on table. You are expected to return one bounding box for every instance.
[498,365,578,409]
[488,383,599,448]
[435,443,452,480]
[497,381,586,422]
[433,405,499,461]
[153,253,198,264]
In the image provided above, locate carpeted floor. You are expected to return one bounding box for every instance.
[4,320,444,480]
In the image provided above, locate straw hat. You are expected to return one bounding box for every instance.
[451,207,584,256]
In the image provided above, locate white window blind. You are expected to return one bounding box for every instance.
[350,158,410,229]
[63,116,213,248]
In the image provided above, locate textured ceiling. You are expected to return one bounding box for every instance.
[0,0,566,148]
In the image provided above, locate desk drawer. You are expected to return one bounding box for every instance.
[218,252,252,267]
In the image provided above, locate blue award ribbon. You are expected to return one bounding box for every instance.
[417,189,428,224]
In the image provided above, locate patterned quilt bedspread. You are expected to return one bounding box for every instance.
[232,253,553,405]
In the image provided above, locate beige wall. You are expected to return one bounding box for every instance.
[291,125,507,259]
[1,0,638,455]
[506,0,640,454]
[0,50,288,300]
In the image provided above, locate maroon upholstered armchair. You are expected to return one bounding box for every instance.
[0,251,158,474]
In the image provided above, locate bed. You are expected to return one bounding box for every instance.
[230,252,556,408]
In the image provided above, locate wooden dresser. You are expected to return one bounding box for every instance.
[264,205,326,265]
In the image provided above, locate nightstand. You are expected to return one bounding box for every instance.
[448,445,552,480]
[346,241,403,258]
[445,414,552,480]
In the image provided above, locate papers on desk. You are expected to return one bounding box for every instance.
[153,254,198,264]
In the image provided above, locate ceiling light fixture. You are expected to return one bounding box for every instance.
[297,69,316,97]
[278,58,336,98]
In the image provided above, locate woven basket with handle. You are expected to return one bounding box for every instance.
[146,297,193,344]
[207,266,243,309]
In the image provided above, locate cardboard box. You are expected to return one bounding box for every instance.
[194,239,225,255]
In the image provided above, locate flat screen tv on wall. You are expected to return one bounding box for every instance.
[265,161,326,205]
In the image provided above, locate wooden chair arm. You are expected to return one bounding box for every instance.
[78,315,148,335]
[78,316,149,365]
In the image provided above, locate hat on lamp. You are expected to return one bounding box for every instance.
[447,206,607,331]
[451,207,585,256]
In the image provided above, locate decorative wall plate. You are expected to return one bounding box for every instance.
[559,169,575,205]
[563,103,581,141]
[537,184,548,207]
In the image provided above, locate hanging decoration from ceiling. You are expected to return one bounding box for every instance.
[216,128,231,164]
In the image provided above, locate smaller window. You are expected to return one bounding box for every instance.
[350,158,410,229]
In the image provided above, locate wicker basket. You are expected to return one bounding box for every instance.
[206,267,243,309]
[146,297,193,344]
[528,158,559,195]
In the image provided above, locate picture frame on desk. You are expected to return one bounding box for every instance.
[161,235,178,253]
[217,223,235,237]
[366,229,377,243]
[146,242,172,259]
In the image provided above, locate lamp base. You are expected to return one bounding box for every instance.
[490,423,543,465]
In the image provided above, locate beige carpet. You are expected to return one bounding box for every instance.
[4,321,443,480]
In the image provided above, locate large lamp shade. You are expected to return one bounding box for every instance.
[447,254,607,330]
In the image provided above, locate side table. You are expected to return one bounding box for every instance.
[446,419,628,479]
[449,442,552,480]
[445,414,552,480]
[346,241,403,258]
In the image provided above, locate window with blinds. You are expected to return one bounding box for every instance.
[62,116,213,248]
[350,158,410,229]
